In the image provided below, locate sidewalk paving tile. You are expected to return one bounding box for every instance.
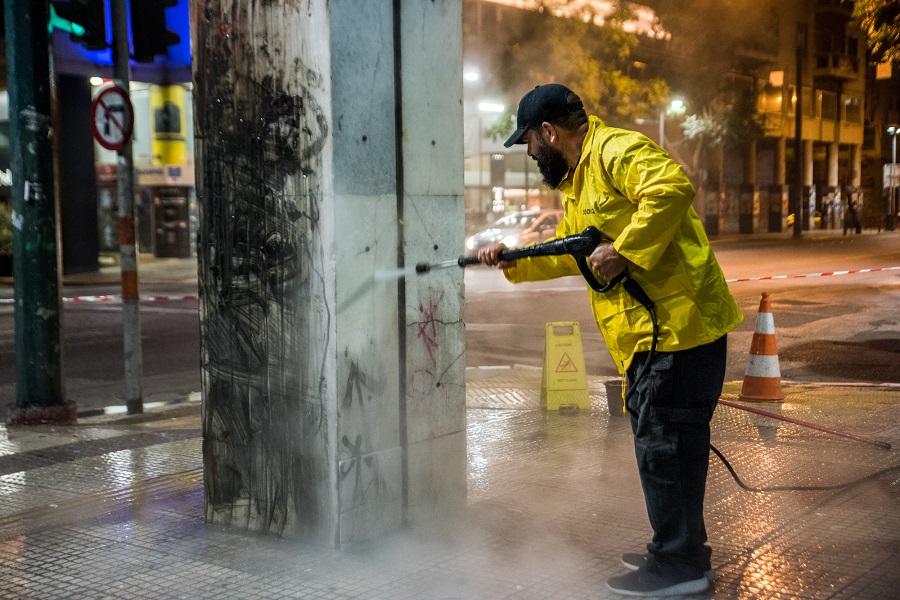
[0,368,897,598]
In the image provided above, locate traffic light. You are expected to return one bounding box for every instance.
[49,0,107,51]
[129,0,179,63]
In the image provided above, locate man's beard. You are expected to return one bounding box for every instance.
[533,138,569,189]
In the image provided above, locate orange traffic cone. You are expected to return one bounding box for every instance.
[739,292,784,402]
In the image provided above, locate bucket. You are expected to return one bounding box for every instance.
[604,379,626,415]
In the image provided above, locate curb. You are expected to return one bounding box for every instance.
[76,393,202,424]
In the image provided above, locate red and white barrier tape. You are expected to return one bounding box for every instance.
[0,295,198,305]
[63,294,198,303]
[2,266,899,305]
[724,266,900,283]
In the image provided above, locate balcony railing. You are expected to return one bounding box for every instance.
[814,52,859,80]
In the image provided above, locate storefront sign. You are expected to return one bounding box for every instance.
[136,164,195,186]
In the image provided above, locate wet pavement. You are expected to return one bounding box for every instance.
[1,367,898,599]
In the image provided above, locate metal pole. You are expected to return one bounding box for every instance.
[659,108,664,150]
[110,0,143,414]
[793,25,805,239]
[6,0,72,425]
[892,132,897,222]
[477,113,484,214]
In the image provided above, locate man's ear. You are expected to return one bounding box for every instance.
[540,121,558,144]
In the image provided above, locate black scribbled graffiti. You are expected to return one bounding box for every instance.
[194,2,332,540]
[339,434,386,506]
[342,360,371,410]
[339,360,387,537]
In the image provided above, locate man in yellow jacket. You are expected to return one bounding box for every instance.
[477,84,742,597]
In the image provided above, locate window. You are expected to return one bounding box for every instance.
[843,95,862,123]
[758,85,784,115]
[819,90,838,121]
[789,86,815,117]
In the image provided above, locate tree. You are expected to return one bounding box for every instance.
[853,0,900,63]
[643,0,769,189]
[676,91,764,198]
[484,1,669,135]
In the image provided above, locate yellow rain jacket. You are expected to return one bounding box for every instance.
[504,116,742,372]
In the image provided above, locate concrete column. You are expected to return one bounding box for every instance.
[774,136,787,185]
[767,136,788,232]
[825,141,840,228]
[740,140,760,233]
[803,139,816,229]
[396,0,467,527]
[826,142,839,186]
[850,144,862,187]
[848,143,863,226]
[704,144,725,235]
[803,139,815,186]
[192,0,465,547]
[849,144,862,186]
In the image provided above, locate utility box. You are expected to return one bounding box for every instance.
[151,186,191,258]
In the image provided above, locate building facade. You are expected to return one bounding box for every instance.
[0,0,194,275]
[462,0,896,235]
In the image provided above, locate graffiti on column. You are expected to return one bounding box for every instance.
[194,3,331,536]
[339,358,387,541]
[416,289,443,371]
[409,287,463,403]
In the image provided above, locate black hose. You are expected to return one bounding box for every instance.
[710,443,900,492]
[619,287,897,494]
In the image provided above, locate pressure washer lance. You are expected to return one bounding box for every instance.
[418,226,606,281]
[416,226,654,313]
[414,259,461,273]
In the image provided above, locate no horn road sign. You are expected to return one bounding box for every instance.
[91,85,134,151]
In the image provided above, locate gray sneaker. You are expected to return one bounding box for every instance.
[621,552,715,581]
[607,565,709,597]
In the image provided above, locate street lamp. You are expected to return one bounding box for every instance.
[637,99,685,149]
[661,99,685,149]
[888,124,898,227]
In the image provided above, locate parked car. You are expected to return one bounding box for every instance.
[465,209,563,253]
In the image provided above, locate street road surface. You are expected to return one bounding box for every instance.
[1,232,898,412]
[466,233,900,385]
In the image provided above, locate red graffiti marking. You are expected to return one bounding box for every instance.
[416,290,444,368]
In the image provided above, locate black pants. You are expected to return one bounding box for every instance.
[626,335,727,578]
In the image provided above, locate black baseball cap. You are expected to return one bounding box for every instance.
[503,84,583,148]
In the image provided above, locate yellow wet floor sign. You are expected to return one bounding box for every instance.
[541,321,590,410]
